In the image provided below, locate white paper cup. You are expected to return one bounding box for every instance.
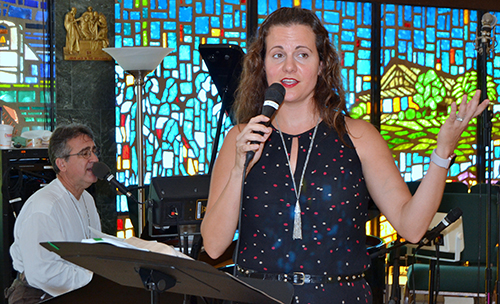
[0,124,14,149]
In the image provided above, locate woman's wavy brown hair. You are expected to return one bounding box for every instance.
[233,7,349,136]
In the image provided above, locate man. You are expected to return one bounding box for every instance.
[6,124,102,303]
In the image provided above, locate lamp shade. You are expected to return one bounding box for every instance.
[103,47,174,73]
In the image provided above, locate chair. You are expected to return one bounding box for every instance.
[405,193,498,299]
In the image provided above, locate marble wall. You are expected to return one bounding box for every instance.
[55,0,117,234]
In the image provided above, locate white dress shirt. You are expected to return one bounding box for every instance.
[10,178,101,296]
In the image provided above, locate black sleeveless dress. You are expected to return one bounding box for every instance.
[239,121,372,304]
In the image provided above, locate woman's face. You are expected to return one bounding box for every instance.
[264,24,322,105]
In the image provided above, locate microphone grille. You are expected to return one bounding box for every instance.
[448,207,463,222]
[92,162,110,179]
[265,83,286,104]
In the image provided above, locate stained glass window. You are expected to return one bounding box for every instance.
[0,0,54,133]
[114,1,500,219]
[114,0,246,214]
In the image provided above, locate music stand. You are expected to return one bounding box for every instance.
[199,44,244,173]
[41,242,293,304]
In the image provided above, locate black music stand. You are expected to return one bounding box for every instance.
[41,242,293,304]
[199,44,244,173]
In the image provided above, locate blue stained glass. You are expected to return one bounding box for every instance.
[451,28,463,39]
[158,0,167,9]
[225,32,239,38]
[179,6,192,22]
[324,11,339,24]
[179,45,191,60]
[414,30,424,49]
[437,15,446,30]
[417,52,425,65]
[398,30,411,40]
[195,16,209,34]
[123,10,128,20]
[302,0,312,10]
[31,64,37,76]
[401,97,408,110]
[151,21,160,39]
[224,5,232,13]
[384,29,396,47]
[357,60,370,75]
[124,0,133,9]
[414,15,422,28]
[124,23,131,35]
[135,33,141,45]
[223,14,233,29]
[130,11,140,20]
[323,0,334,10]
[455,50,464,65]
[115,36,122,48]
[346,1,355,16]
[235,10,240,27]
[151,12,168,18]
[436,31,450,38]
[425,53,434,67]
[442,52,450,73]
[315,0,322,10]
[196,2,202,14]
[135,22,141,33]
[407,42,412,61]
[115,3,122,17]
[341,30,354,42]
[426,7,436,26]
[143,8,148,18]
[279,0,291,8]
[34,10,44,21]
[342,19,354,30]
[426,28,435,43]
[360,40,370,48]
[363,3,371,25]
[169,0,176,18]
[426,44,435,52]
[451,40,463,48]
[205,0,214,14]
[123,37,134,46]
[164,22,176,30]
[116,23,122,34]
[168,32,177,50]
[8,6,31,19]
[344,52,354,66]
[398,41,406,53]
[341,44,354,51]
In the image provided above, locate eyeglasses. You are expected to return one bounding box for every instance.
[63,146,101,159]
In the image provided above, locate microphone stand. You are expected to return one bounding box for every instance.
[475,11,496,304]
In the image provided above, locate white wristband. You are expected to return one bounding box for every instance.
[430,149,456,169]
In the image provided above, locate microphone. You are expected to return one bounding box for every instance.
[245,83,286,163]
[92,162,138,203]
[482,12,497,33]
[476,12,497,55]
[417,207,463,249]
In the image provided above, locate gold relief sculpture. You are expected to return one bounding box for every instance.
[63,7,111,60]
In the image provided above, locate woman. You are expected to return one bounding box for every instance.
[200,7,489,303]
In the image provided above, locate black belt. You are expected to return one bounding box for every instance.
[236,266,365,285]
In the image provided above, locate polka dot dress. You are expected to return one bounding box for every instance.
[239,121,372,304]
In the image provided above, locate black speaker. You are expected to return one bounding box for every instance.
[148,175,211,227]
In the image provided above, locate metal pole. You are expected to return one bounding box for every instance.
[135,71,146,235]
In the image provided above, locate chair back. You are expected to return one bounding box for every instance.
[438,193,498,264]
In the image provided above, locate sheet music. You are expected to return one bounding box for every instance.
[85,227,192,259]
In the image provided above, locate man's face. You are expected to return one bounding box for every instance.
[58,134,98,190]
